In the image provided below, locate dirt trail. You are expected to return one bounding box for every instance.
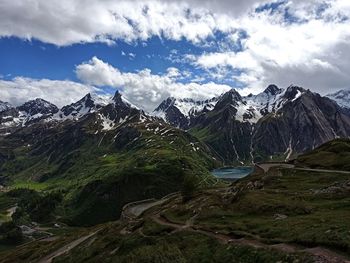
[151,214,350,263]
[126,199,167,218]
[256,163,295,172]
[38,230,100,263]
[257,163,350,175]
[295,168,350,174]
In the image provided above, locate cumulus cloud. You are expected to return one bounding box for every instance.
[76,57,231,112]
[1,0,349,97]
[0,0,240,45]
[0,77,97,107]
[189,1,350,94]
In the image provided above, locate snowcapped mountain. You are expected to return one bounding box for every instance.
[326,89,350,109]
[0,98,59,134]
[1,85,350,165]
[57,93,109,120]
[154,84,307,128]
[0,101,14,112]
[0,91,142,135]
[187,85,350,164]
[225,85,306,123]
[152,96,219,129]
[18,98,59,124]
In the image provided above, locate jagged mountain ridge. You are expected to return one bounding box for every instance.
[0,98,59,134]
[327,89,350,110]
[0,90,218,225]
[1,85,350,165]
[152,96,219,129]
[153,84,307,130]
[57,93,108,120]
[0,92,134,135]
[189,85,350,164]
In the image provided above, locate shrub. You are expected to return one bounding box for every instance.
[181,175,199,202]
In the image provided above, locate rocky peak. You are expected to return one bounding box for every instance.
[18,98,59,116]
[154,97,176,112]
[263,84,282,96]
[283,85,306,102]
[214,89,242,110]
[59,93,104,119]
[0,100,13,113]
[327,89,350,109]
[111,90,131,110]
[112,90,122,103]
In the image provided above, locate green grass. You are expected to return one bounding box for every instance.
[161,167,350,255]
[0,119,219,226]
[47,223,311,263]
[10,181,50,191]
[296,138,350,170]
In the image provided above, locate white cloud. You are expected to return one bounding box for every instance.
[0,77,97,107]
[76,57,231,112]
[0,0,349,96]
[0,0,241,46]
[190,1,350,94]
[128,52,136,59]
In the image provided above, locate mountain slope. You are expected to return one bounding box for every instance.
[153,97,219,129]
[295,138,350,170]
[57,93,108,120]
[2,147,350,262]
[0,98,59,135]
[252,87,350,161]
[327,89,350,109]
[188,85,350,164]
[0,91,218,226]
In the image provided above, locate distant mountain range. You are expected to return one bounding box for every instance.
[154,85,350,163]
[1,85,350,165]
[0,90,217,225]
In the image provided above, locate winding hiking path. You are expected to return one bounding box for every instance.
[256,163,295,173]
[126,199,167,218]
[256,162,350,175]
[38,230,100,263]
[294,167,350,174]
[122,192,178,219]
[151,214,350,263]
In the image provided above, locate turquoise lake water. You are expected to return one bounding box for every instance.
[211,167,253,180]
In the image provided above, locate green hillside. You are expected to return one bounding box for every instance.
[0,117,219,226]
[296,138,350,170]
[2,160,350,262]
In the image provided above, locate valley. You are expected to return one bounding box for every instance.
[1,141,350,262]
[1,1,350,261]
[0,86,350,262]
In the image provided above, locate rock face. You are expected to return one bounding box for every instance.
[153,97,218,129]
[1,85,350,165]
[0,101,13,112]
[327,89,350,109]
[18,98,59,117]
[178,85,350,164]
[58,93,106,120]
[0,98,59,134]
[0,90,217,225]
[252,88,350,162]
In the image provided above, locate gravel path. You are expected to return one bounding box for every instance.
[38,230,100,263]
[151,214,350,263]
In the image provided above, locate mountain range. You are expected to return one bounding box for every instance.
[155,85,350,163]
[0,84,350,241]
[1,85,350,165]
[0,90,217,225]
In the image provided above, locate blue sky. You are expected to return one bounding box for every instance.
[0,33,241,86]
[0,0,349,111]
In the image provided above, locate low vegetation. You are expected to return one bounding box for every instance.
[296,138,350,170]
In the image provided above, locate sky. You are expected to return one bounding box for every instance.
[0,0,349,112]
